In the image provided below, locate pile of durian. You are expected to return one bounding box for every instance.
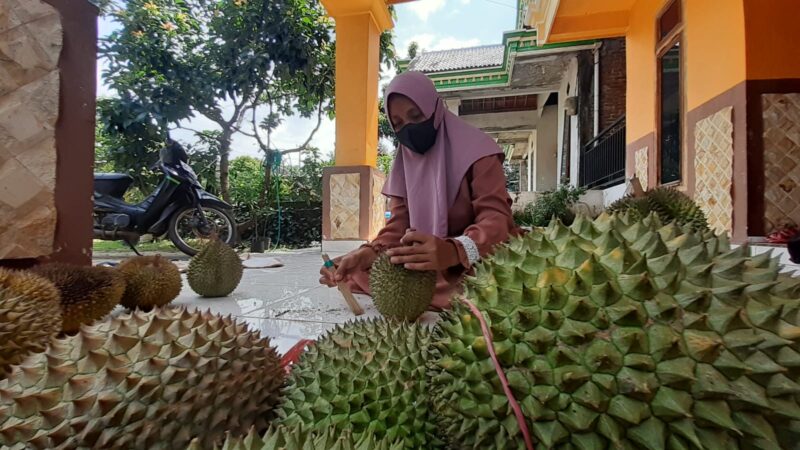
[0,213,798,450]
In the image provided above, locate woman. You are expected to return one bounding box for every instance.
[320,71,520,310]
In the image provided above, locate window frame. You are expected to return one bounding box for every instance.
[655,0,686,187]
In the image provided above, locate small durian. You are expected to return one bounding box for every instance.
[644,187,708,231]
[369,253,436,320]
[0,268,61,378]
[607,187,708,231]
[187,239,243,297]
[0,307,285,450]
[606,195,648,222]
[117,255,182,310]
[187,425,405,450]
[31,263,125,333]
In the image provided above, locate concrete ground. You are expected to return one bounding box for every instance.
[96,248,440,355]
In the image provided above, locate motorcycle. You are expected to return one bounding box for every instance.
[93,140,237,256]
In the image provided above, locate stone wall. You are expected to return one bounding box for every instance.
[0,0,62,259]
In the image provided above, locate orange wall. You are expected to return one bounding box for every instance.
[683,0,746,110]
[743,0,800,80]
[626,0,747,142]
[625,0,659,142]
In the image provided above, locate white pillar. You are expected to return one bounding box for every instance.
[445,98,461,116]
[569,115,580,187]
[526,146,533,192]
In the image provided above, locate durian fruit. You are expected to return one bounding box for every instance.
[606,196,648,222]
[0,269,61,378]
[369,253,436,320]
[31,263,126,333]
[644,187,708,231]
[117,255,182,309]
[431,213,800,449]
[608,187,708,231]
[278,319,441,448]
[187,239,243,297]
[187,425,404,450]
[0,307,285,450]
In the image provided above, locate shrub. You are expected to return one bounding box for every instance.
[516,184,586,227]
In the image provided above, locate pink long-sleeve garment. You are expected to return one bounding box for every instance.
[346,154,522,310]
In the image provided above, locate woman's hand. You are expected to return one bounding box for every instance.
[318,247,378,287]
[386,230,460,271]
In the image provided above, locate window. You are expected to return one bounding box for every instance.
[656,0,683,185]
[658,0,681,40]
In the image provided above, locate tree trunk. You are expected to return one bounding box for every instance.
[258,150,273,208]
[218,130,232,202]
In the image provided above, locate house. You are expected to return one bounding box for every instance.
[399,15,630,211]
[525,0,800,242]
[0,0,97,266]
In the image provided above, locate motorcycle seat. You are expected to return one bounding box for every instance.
[94,173,134,198]
[94,173,133,182]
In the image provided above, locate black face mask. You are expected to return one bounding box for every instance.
[395,109,438,155]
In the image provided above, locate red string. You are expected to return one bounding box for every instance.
[462,298,535,450]
[280,339,315,374]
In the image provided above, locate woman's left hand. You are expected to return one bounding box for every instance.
[386,230,460,271]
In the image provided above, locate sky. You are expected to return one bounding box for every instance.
[96,0,517,162]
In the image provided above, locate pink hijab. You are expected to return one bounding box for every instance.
[382,71,503,237]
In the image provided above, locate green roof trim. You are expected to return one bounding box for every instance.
[399,30,596,91]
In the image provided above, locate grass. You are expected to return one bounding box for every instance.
[93,239,179,253]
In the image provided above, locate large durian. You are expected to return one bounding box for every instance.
[0,307,285,449]
[369,253,436,320]
[0,269,61,378]
[117,255,182,309]
[278,319,441,448]
[187,239,243,297]
[31,263,126,333]
[187,425,404,450]
[431,213,800,449]
[608,187,708,231]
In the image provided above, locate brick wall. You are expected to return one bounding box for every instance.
[599,38,627,131]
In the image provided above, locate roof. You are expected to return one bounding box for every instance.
[406,44,505,74]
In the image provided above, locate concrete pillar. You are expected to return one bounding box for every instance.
[536,106,559,192]
[320,0,395,253]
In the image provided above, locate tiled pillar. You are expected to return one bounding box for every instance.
[322,167,387,254]
[0,0,96,267]
[320,0,394,254]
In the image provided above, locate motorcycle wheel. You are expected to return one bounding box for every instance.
[168,206,237,256]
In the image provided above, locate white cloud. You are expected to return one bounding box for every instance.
[406,0,447,22]
[460,0,471,3]
[431,36,482,51]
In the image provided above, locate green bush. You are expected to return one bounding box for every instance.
[515,184,586,227]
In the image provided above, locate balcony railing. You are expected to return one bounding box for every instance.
[580,116,626,190]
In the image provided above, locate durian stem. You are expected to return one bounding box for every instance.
[461,298,536,450]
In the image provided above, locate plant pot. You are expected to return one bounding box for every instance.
[250,238,266,253]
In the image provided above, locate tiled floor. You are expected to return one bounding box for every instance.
[168,249,440,355]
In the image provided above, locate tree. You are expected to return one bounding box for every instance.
[95,97,163,193]
[407,41,420,59]
[101,0,333,201]
[101,0,398,204]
